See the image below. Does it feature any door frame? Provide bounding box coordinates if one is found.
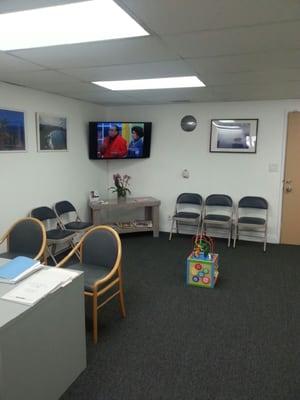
[278,109,300,243]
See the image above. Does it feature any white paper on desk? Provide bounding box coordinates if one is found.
[1,268,79,305]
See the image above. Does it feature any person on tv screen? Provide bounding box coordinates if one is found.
[128,126,144,158]
[100,125,128,158]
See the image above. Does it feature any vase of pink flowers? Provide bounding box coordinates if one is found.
[109,174,131,202]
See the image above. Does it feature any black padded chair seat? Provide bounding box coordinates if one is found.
[174,212,200,219]
[0,252,34,260]
[238,217,266,225]
[204,214,231,222]
[47,229,75,240]
[66,263,110,291]
[65,221,93,230]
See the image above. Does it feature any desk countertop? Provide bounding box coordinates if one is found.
[0,258,81,330]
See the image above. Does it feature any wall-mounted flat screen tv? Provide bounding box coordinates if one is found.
[89,121,152,159]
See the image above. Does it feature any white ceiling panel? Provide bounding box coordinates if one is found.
[211,81,300,101]
[163,21,300,58]
[185,50,300,74]
[120,0,300,35]
[0,69,84,92]
[0,0,85,13]
[9,36,179,69]
[199,68,300,86]
[65,91,154,105]
[0,52,44,73]
[118,87,217,103]
[60,60,195,81]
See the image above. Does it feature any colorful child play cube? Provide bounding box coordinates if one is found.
[186,252,219,288]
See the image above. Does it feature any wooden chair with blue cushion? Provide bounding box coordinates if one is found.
[233,196,268,251]
[0,217,46,262]
[56,225,126,344]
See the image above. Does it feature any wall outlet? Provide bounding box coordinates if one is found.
[167,215,172,221]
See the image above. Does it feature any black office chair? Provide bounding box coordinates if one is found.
[233,196,268,252]
[0,217,46,261]
[169,193,203,240]
[54,200,93,233]
[31,206,77,264]
[56,225,126,344]
[201,194,233,247]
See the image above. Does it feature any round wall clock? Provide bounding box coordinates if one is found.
[181,115,197,132]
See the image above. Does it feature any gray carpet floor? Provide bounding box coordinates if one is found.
[61,233,300,400]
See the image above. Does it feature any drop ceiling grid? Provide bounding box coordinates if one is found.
[0,0,299,103]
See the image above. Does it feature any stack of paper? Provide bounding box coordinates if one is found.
[0,256,42,284]
[1,268,79,305]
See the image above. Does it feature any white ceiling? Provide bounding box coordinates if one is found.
[1,0,300,105]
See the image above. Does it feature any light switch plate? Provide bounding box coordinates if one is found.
[268,163,279,172]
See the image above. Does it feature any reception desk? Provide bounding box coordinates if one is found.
[0,259,86,400]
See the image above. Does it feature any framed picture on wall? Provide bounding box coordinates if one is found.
[36,112,67,151]
[0,108,26,152]
[210,119,258,153]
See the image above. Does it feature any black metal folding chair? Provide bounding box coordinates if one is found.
[169,193,203,240]
[31,206,77,264]
[201,194,233,247]
[233,196,268,251]
[54,200,93,237]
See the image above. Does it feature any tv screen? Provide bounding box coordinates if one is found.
[89,121,152,159]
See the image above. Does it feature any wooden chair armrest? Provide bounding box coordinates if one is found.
[93,261,121,290]
[56,242,81,268]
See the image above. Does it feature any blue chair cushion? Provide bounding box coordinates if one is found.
[174,212,200,219]
[47,229,75,240]
[204,214,231,222]
[238,217,266,225]
[66,263,110,291]
[65,222,93,230]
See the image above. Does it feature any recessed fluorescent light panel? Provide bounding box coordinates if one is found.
[0,0,149,50]
[92,76,206,90]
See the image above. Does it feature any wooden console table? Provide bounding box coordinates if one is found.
[89,196,160,237]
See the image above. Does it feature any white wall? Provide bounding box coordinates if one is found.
[0,82,107,246]
[2,84,299,245]
[105,100,300,243]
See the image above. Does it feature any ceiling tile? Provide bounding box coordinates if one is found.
[121,0,300,35]
[120,87,216,103]
[162,21,300,58]
[0,69,83,92]
[185,50,300,74]
[60,60,195,81]
[0,1,83,13]
[199,69,300,86]
[0,52,44,73]
[211,81,300,101]
[9,36,179,69]
[65,91,154,106]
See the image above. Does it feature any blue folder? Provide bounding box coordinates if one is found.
[0,256,39,280]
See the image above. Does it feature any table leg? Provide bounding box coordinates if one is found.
[144,206,152,221]
[152,205,160,238]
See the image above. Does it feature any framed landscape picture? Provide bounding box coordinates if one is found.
[36,113,67,151]
[210,119,258,153]
[0,108,25,152]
